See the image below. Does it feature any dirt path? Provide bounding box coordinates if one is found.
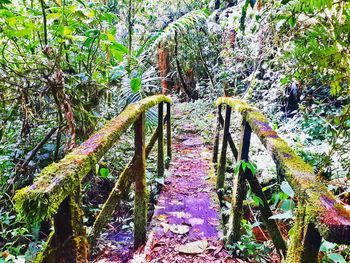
[132,122,230,262]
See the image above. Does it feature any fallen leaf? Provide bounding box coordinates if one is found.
[170,224,190,235]
[177,239,208,254]
[188,218,204,225]
[168,211,191,219]
[157,215,167,222]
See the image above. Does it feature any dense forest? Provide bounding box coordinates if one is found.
[1,0,350,262]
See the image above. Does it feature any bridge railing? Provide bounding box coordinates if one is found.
[14,95,172,262]
[214,97,350,262]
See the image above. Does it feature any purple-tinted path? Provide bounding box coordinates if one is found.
[134,125,229,262]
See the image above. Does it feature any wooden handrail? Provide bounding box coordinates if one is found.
[14,95,172,262]
[215,97,350,262]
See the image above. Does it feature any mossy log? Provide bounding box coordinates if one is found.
[217,97,350,245]
[13,95,171,223]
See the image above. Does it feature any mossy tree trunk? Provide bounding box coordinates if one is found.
[158,42,170,94]
[134,112,147,250]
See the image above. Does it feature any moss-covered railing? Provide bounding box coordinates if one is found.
[213,97,350,263]
[13,95,172,262]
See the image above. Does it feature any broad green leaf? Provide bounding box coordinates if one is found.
[130,77,142,93]
[63,26,74,38]
[0,9,14,17]
[99,168,109,179]
[155,177,164,185]
[47,13,62,21]
[280,181,295,198]
[110,43,129,54]
[269,211,293,220]
[246,161,257,175]
[320,241,336,252]
[241,161,247,172]
[280,199,295,212]
[327,253,346,263]
[252,195,264,206]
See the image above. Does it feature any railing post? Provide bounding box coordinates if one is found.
[286,199,322,263]
[166,102,172,164]
[134,112,147,249]
[217,105,231,198]
[158,102,165,178]
[37,192,88,262]
[213,104,222,163]
[226,120,251,245]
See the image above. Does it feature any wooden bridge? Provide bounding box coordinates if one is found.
[14,95,350,262]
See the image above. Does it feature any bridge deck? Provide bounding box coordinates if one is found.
[137,125,227,262]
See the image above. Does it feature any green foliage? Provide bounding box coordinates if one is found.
[320,240,350,263]
[233,160,257,175]
[226,220,271,261]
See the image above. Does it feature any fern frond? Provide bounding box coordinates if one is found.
[135,9,210,58]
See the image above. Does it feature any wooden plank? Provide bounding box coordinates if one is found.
[38,195,88,262]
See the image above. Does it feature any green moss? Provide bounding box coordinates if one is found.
[14,95,171,224]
